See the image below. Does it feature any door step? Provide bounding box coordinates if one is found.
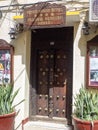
[23,121,73,130]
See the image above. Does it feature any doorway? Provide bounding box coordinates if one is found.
[30,27,73,124]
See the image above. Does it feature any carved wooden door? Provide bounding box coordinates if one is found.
[31,27,73,123]
[36,49,67,118]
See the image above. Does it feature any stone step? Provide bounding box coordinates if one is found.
[24,121,73,130]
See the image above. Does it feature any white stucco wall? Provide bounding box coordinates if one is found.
[73,21,85,97]
[12,31,31,130]
[0,10,31,129]
[73,22,98,95]
[0,13,11,42]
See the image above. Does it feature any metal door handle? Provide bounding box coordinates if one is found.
[64,79,67,85]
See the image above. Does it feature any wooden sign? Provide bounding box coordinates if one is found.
[24,2,66,29]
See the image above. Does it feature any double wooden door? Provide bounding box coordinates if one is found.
[31,27,73,122]
[36,48,68,118]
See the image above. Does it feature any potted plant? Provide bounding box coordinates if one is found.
[0,83,24,130]
[73,87,98,130]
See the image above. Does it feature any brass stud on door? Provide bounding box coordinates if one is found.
[60,72,63,76]
[45,108,48,111]
[57,95,60,99]
[64,79,67,85]
[56,109,59,112]
[46,55,49,58]
[50,82,53,85]
[62,109,65,113]
[49,95,53,99]
[49,109,52,113]
[39,94,42,98]
[39,81,42,85]
[42,72,46,76]
[57,55,60,59]
[40,55,43,59]
[39,107,42,111]
[57,68,60,72]
[45,95,48,99]
[40,68,43,71]
[50,68,53,71]
[63,55,66,59]
[50,55,54,58]
[63,96,65,100]
[57,82,60,85]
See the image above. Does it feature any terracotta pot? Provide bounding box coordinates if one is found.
[73,116,98,130]
[0,112,16,130]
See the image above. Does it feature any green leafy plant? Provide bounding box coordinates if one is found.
[74,87,98,121]
[0,83,24,115]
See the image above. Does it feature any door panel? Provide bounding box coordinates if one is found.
[37,50,49,116]
[37,49,67,118]
[53,50,67,118]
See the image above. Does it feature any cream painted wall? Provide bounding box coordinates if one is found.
[73,21,98,98]
[73,21,86,97]
[0,5,31,128]
[12,31,31,130]
[0,12,11,42]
